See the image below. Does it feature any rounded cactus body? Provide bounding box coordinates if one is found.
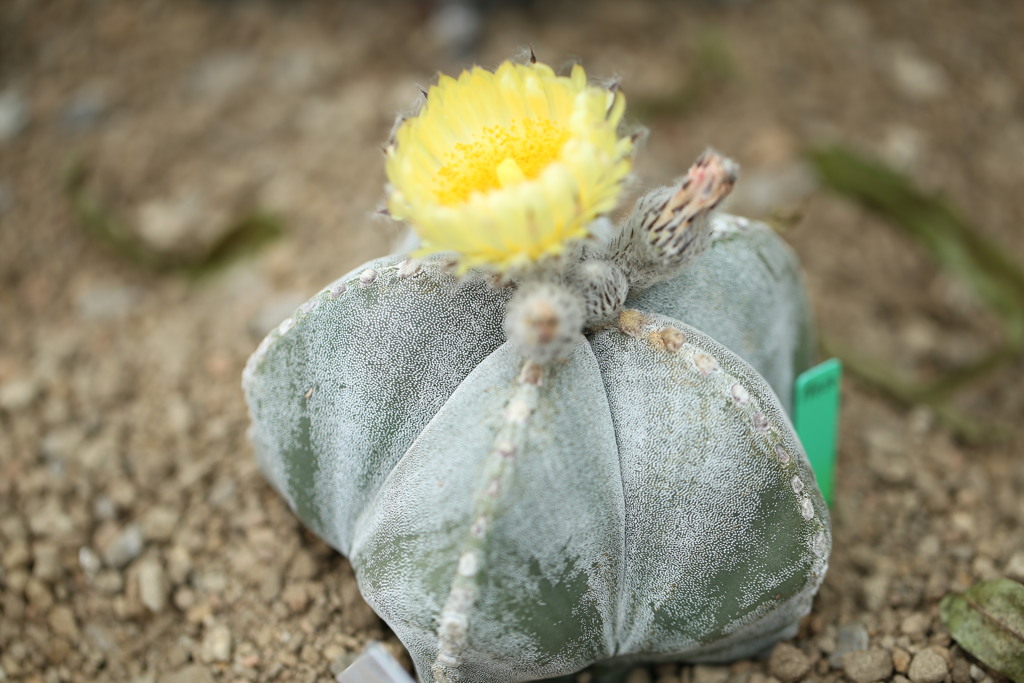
[243,214,831,682]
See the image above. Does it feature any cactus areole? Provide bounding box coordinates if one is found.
[243,58,831,682]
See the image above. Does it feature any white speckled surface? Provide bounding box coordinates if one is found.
[243,215,830,682]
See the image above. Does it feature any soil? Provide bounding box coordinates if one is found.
[1,1,1023,682]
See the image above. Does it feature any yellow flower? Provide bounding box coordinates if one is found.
[386,60,633,271]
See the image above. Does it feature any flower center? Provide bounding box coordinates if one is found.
[434,119,570,206]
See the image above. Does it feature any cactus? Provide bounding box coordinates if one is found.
[243,58,830,682]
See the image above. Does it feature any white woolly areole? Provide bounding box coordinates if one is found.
[503,282,585,365]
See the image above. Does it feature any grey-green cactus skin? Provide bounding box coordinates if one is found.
[627,215,814,413]
[244,253,514,555]
[243,214,830,682]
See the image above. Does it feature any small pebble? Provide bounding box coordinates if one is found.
[690,665,729,683]
[1005,550,1024,581]
[282,582,311,614]
[829,622,870,668]
[890,47,949,102]
[26,577,53,610]
[951,658,971,683]
[48,605,79,640]
[165,544,192,585]
[626,668,652,683]
[93,570,123,595]
[137,558,168,613]
[287,549,319,581]
[892,647,911,674]
[140,506,179,543]
[900,612,930,639]
[92,496,118,521]
[28,500,74,539]
[200,623,232,663]
[172,587,195,611]
[862,573,890,611]
[258,566,282,601]
[908,648,948,683]
[2,540,30,569]
[78,547,102,575]
[842,649,894,683]
[100,524,144,569]
[768,642,810,683]
[0,378,39,411]
[31,543,61,582]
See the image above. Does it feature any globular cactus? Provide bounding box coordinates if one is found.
[243,58,829,682]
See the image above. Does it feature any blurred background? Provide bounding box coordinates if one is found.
[1,1,1023,681]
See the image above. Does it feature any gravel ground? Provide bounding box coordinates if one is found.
[1,1,1023,682]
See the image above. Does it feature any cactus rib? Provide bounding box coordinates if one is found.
[432,361,546,681]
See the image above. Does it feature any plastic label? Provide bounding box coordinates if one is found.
[793,358,842,505]
[337,642,415,683]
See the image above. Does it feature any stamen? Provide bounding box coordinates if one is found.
[434,119,569,205]
[496,157,526,188]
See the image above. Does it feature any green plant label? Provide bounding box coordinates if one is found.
[793,358,842,505]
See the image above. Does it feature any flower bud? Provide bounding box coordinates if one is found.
[612,149,738,289]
